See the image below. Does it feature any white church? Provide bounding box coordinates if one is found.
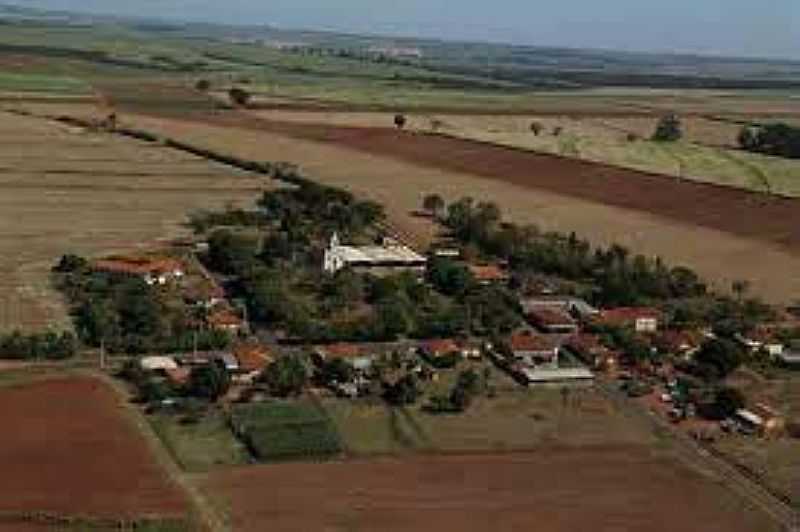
[323,233,427,276]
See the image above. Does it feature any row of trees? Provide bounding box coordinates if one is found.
[440,196,707,306]
[738,122,800,159]
[0,330,77,360]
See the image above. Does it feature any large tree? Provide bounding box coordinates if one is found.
[422,193,446,219]
[189,362,230,401]
[262,355,307,397]
[652,114,683,142]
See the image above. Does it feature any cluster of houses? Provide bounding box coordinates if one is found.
[139,341,273,388]
[91,253,247,334]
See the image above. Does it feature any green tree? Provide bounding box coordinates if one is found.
[195,79,211,91]
[427,257,473,297]
[228,87,251,107]
[694,338,743,380]
[394,113,407,129]
[262,355,307,397]
[208,230,258,275]
[189,362,230,401]
[652,113,683,142]
[384,374,419,406]
[713,387,746,419]
[318,358,355,384]
[422,193,446,218]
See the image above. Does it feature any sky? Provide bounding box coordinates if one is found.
[15,0,800,60]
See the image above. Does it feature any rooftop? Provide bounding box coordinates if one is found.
[509,331,561,354]
[516,366,594,383]
[316,343,365,359]
[234,343,273,372]
[420,338,460,356]
[92,256,184,276]
[527,307,577,327]
[468,264,509,282]
[331,244,426,265]
[598,307,661,323]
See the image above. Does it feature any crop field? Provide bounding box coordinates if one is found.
[230,401,343,462]
[91,109,800,303]
[0,375,189,526]
[324,385,655,456]
[0,107,267,332]
[250,109,800,197]
[202,448,779,532]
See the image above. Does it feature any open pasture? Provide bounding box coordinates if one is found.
[0,375,189,525]
[0,107,266,332]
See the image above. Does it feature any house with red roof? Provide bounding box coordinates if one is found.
[596,307,661,333]
[526,307,578,334]
[508,330,561,368]
[92,255,185,286]
[468,264,510,285]
[564,334,619,371]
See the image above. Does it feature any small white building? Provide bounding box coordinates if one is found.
[323,233,427,275]
[140,356,179,372]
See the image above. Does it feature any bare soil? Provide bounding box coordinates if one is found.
[0,376,189,522]
[204,448,779,532]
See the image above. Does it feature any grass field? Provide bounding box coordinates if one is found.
[325,384,656,456]
[150,410,250,473]
[713,371,800,505]
[230,400,343,461]
[0,107,267,332]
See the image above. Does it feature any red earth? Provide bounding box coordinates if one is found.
[0,376,189,524]
[204,448,779,532]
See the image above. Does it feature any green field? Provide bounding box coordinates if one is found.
[0,72,90,94]
[324,363,656,456]
[149,410,249,472]
[230,400,343,461]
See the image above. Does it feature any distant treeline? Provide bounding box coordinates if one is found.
[0,330,77,360]
[739,123,800,159]
[0,43,206,73]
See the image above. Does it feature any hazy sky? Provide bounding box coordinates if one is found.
[17,0,800,59]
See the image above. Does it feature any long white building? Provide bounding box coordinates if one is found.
[323,233,427,275]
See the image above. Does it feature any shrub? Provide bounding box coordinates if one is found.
[652,114,683,142]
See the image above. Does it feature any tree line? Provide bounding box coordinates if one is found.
[738,122,800,159]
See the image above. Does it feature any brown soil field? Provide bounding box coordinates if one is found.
[0,108,268,332]
[51,105,798,303]
[0,376,189,522]
[204,448,779,532]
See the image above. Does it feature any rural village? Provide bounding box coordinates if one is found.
[0,4,798,532]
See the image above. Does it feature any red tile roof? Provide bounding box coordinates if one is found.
[420,338,460,356]
[468,264,509,282]
[527,307,576,327]
[234,343,273,372]
[317,343,364,359]
[566,333,604,354]
[509,331,560,354]
[165,367,191,386]
[598,307,661,325]
[208,308,243,330]
[93,256,184,276]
